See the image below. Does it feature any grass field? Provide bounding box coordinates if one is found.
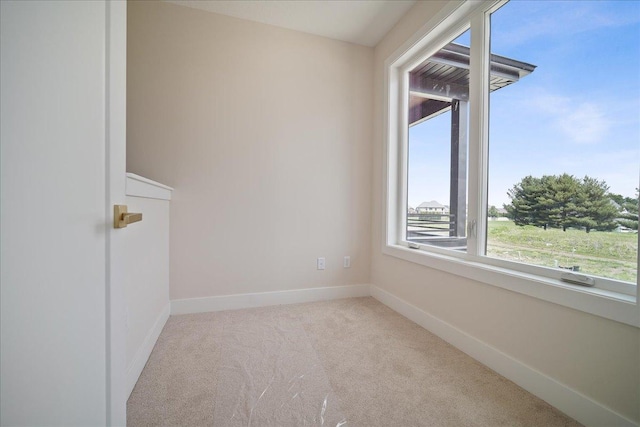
[486,221,638,283]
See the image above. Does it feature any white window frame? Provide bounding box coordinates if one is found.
[382,0,640,328]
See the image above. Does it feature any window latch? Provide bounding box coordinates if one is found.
[467,219,477,238]
[560,273,595,287]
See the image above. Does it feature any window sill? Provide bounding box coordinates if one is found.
[382,243,639,328]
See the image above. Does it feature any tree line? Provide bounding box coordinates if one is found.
[499,174,638,233]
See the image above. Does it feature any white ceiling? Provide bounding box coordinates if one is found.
[163,0,416,47]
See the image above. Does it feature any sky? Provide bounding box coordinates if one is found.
[407,0,640,209]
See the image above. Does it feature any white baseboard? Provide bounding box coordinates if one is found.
[170,284,371,315]
[370,286,637,427]
[126,303,170,399]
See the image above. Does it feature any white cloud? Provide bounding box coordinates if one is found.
[528,93,610,144]
[560,103,609,144]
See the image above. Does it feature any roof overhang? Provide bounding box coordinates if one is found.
[409,43,536,126]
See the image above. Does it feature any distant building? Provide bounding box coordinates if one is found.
[408,206,416,214]
[416,200,448,214]
[615,225,635,233]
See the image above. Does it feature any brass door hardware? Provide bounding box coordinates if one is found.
[114,205,143,229]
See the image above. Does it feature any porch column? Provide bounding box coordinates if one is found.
[450,99,468,238]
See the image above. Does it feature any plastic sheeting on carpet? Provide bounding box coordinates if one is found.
[213,308,347,427]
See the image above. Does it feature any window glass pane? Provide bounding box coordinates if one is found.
[487,1,639,283]
[407,30,470,252]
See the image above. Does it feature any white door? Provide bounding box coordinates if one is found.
[1,1,127,425]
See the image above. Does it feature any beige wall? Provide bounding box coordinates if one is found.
[371,1,640,423]
[127,1,372,300]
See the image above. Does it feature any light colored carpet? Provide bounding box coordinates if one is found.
[127,297,582,426]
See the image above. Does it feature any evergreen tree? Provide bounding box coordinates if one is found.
[611,188,639,230]
[506,176,546,227]
[505,174,621,232]
[547,174,580,231]
[578,177,617,232]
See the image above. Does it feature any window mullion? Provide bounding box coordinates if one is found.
[398,70,410,243]
[467,12,491,258]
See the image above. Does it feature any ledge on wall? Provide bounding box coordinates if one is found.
[126,173,173,200]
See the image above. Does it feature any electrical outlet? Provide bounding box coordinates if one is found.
[343,256,351,268]
[317,257,325,270]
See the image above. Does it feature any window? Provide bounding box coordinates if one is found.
[384,0,640,327]
[407,30,470,252]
